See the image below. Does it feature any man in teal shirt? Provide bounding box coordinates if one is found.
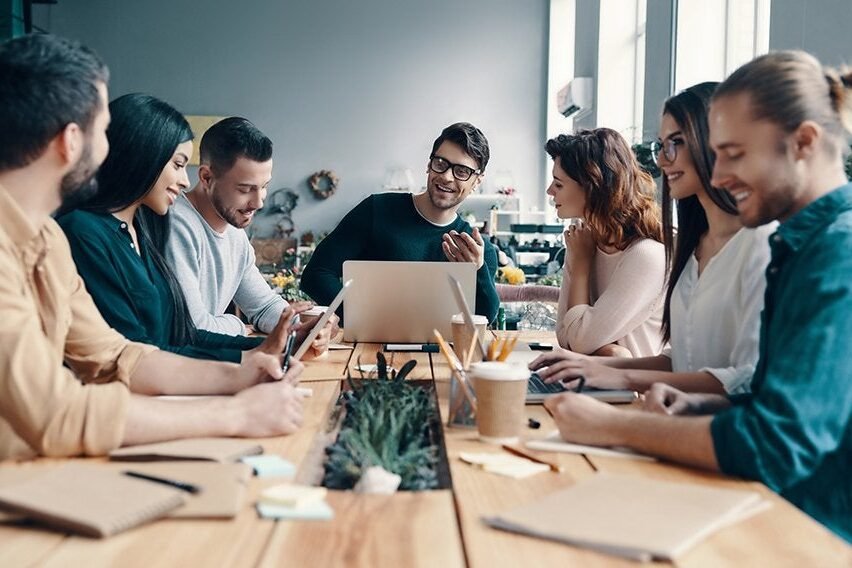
[300,122,500,323]
[537,52,852,542]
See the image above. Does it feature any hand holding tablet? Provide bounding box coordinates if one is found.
[291,280,352,361]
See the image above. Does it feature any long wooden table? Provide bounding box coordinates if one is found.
[1,333,849,567]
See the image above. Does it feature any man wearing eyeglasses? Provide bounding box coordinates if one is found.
[300,122,500,323]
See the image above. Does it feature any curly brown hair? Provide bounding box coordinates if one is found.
[545,128,663,250]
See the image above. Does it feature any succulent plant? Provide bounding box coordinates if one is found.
[323,352,441,491]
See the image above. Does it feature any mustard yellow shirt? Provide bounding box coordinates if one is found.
[0,185,156,460]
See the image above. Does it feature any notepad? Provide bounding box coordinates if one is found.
[256,500,334,521]
[483,474,769,562]
[259,484,328,508]
[240,455,296,478]
[0,463,186,538]
[110,438,263,463]
[111,462,252,519]
[459,452,550,479]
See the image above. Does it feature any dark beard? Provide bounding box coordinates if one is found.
[58,144,99,210]
[211,190,248,228]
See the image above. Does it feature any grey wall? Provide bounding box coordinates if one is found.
[35,0,549,237]
[769,0,852,67]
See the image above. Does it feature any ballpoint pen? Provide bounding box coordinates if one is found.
[123,471,200,494]
[281,314,300,373]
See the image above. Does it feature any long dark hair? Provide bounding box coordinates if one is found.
[68,93,196,345]
[545,128,663,251]
[660,82,737,342]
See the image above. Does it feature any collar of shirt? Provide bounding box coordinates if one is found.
[0,183,41,247]
[0,183,54,271]
[774,182,852,255]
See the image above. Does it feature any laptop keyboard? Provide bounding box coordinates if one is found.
[527,372,566,394]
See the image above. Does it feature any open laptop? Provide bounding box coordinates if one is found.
[447,275,637,404]
[342,261,476,343]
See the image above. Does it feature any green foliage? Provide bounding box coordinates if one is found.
[323,352,440,491]
[537,272,563,288]
[632,141,661,179]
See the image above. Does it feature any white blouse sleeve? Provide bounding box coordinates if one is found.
[701,225,775,394]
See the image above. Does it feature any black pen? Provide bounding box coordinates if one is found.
[123,471,200,494]
[384,343,439,353]
[281,330,297,372]
[574,375,586,393]
[281,314,300,373]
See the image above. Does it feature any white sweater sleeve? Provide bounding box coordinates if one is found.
[232,241,288,334]
[700,226,773,394]
[556,240,666,354]
[166,213,246,336]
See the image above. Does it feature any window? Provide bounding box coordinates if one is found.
[675,0,771,92]
[596,0,647,144]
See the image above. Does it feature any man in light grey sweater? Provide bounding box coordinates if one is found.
[167,117,335,355]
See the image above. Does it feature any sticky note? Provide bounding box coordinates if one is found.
[256,499,334,521]
[260,484,327,509]
[240,455,296,477]
[459,452,549,479]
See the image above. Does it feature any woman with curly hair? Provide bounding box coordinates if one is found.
[545,128,666,358]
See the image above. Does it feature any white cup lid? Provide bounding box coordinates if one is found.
[451,313,489,325]
[469,361,529,381]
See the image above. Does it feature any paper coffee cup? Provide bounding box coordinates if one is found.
[470,361,529,444]
[451,313,488,365]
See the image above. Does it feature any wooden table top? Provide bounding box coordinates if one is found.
[1,332,849,567]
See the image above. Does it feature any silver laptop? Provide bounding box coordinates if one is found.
[342,261,476,343]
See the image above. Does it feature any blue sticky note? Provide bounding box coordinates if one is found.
[240,455,296,478]
[256,500,334,521]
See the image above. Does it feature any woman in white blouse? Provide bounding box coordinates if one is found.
[545,128,666,358]
[531,82,773,394]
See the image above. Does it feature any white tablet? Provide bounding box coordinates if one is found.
[292,279,352,361]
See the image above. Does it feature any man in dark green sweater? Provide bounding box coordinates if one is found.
[301,122,500,323]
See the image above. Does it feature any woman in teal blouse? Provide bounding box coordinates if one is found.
[57,94,272,362]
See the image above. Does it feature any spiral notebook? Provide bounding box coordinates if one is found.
[0,463,186,538]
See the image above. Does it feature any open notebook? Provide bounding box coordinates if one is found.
[483,474,769,562]
[0,463,186,538]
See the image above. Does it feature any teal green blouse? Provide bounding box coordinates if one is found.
[711,183,852,543]
[57,210,262,362]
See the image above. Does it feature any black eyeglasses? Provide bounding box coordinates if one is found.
[429,156,481,182]
[651,138,680,165]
